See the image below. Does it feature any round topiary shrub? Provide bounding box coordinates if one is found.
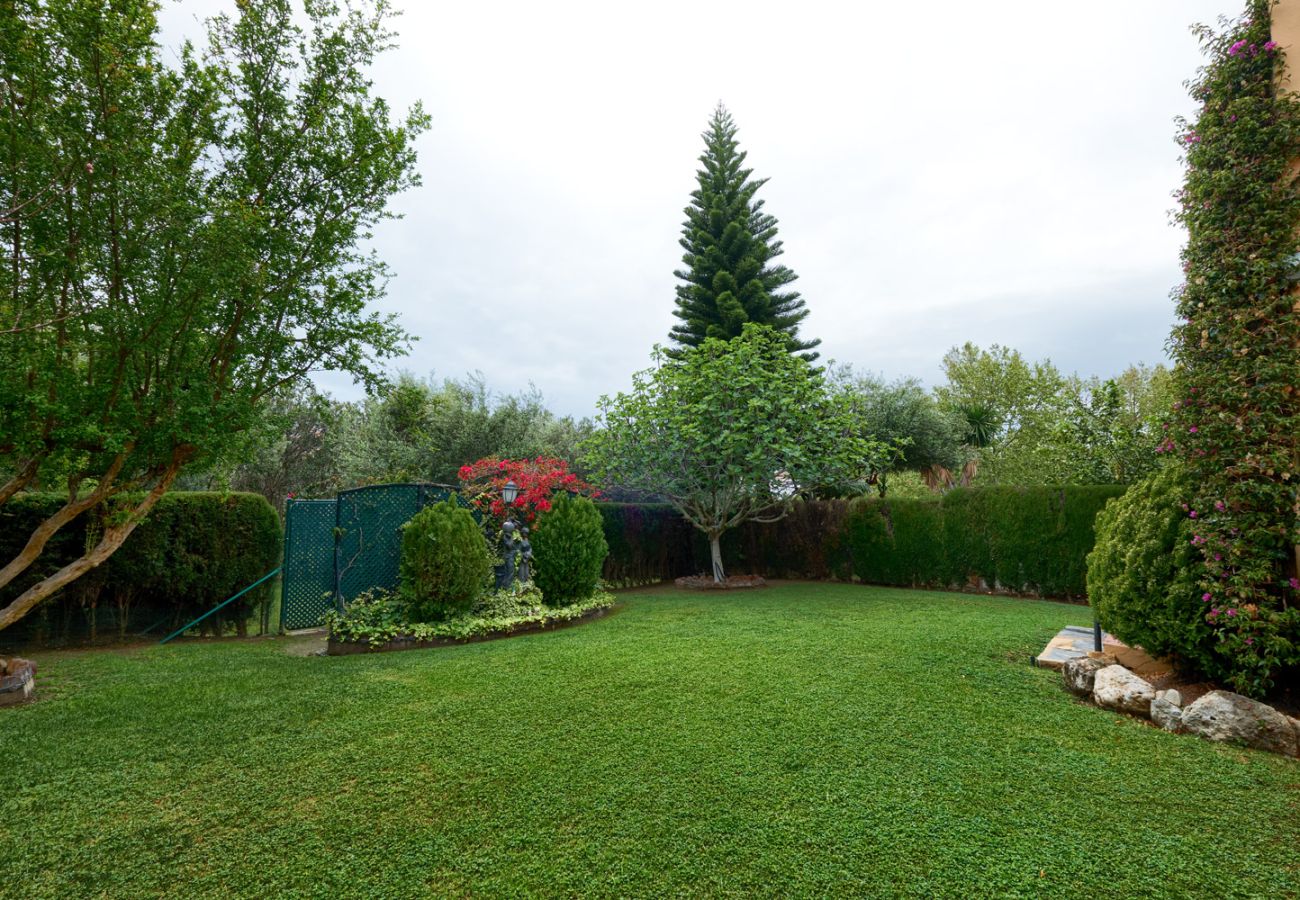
[1087,465,1210,674]
[531,493,608,606]
[399,498,493,622]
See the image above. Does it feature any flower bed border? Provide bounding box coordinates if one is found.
[326,603,614,655]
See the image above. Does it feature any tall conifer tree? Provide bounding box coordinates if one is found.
[669,104,819,360]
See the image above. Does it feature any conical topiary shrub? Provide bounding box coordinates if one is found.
[399,497,492,621]
[531,493,608,606]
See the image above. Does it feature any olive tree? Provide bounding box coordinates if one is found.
[585,325,890,582]
[0,0,426,629]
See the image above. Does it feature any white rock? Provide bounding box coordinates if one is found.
[1092,665,1154,717]
[1062,656,1109,697]
[1150,689,1183,732]
[1181,691,1298,757]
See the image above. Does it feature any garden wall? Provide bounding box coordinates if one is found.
[597,485,1126,599]
[0,492,282,648]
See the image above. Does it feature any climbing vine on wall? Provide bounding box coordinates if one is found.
[1169,0,1300,694]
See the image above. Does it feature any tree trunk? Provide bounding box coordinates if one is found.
[0,450,130,594]
[710,534,726,583]
[0,456,183,631]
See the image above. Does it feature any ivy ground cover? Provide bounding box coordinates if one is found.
[1,584,1297,897]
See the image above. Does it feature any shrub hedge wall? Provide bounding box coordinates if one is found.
[850,485,1126,598]
[596,485,1125,599]
[0,492,282,647]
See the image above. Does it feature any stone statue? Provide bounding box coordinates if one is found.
[517,527,533,584]
[497,520,519,590]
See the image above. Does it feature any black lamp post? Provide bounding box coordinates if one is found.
[497,480,521,590]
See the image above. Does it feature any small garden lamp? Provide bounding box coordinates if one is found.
[502,479,519,506]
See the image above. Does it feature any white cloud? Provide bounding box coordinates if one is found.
[159,0,1240,415]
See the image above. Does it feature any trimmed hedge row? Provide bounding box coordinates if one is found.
[596,503,701,587]
[849,485,1126,598]
[596,485,1125,599]
[0,492,282,646]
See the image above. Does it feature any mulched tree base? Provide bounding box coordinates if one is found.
[674,574,768,590]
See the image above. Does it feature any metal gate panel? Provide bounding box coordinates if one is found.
[280,499,339,630]
[334,484,464,603]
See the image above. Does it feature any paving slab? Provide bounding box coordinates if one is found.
[1034,626,1168,675]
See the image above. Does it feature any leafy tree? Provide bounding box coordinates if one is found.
[830,367,967,496]
[1036,367,1174,485]
[0,0,425,630]
[178,382,349,513]
[668,104,818,360]
[932,345,1173,488]
[332,372,593,486]
[585,325,888,582]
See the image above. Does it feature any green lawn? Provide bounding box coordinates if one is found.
[1,584,1296,898]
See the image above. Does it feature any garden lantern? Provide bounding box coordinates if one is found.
[502,479,519,506]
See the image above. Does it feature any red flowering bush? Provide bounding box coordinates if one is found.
[457,456,598,526]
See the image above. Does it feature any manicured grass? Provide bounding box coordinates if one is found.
[1,584,1296,898]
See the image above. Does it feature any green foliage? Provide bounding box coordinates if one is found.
[0,0,424,628]
[0,492,281,643]
[1166,3,1300,697]
[398,499,493,622]
[6,585,1300,896]
[591,489,1118,598]
[847,497,946,587]
[587,324,891,581]
[321,585,612,647]
[1088,467,1208,674]
[335,373,594,486]
[531,494,608,605]
[724,499,857,581]
[472,583,546,618]
[668,104,818,360]
[846,485,1125,598]
[596,503,700,587]
[829,366,967,493]
[934,345,1170,487]
[184,374,595,506]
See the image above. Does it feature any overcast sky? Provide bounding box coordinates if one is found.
[160,0,1243,418]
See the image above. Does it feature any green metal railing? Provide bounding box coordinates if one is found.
[158,567,282,645]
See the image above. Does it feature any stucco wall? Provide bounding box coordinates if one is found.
[1275,0,1300,92]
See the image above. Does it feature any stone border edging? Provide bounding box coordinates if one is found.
[1062,656,1300,759]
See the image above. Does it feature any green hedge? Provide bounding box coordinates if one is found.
[848,486,1126,598]
[0,492,282,646]
[596,503,701,587]
[597,486,1125,599]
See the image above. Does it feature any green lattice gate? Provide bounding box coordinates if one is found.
[281,499,338,630]
[280,484,466,631]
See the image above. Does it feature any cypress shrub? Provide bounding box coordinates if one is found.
[596,503,699,586]
[590,487,1124,599]
[888,499,945,586]
[399,498,493,622]
[845,486,1125,598]
[731,500,855,580]
[0,491,281,645]
[1087,468,1210,676]
[532,494,608,605]
[845,498,895,584]
[940,489,995,589]
[105,492,282,636]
